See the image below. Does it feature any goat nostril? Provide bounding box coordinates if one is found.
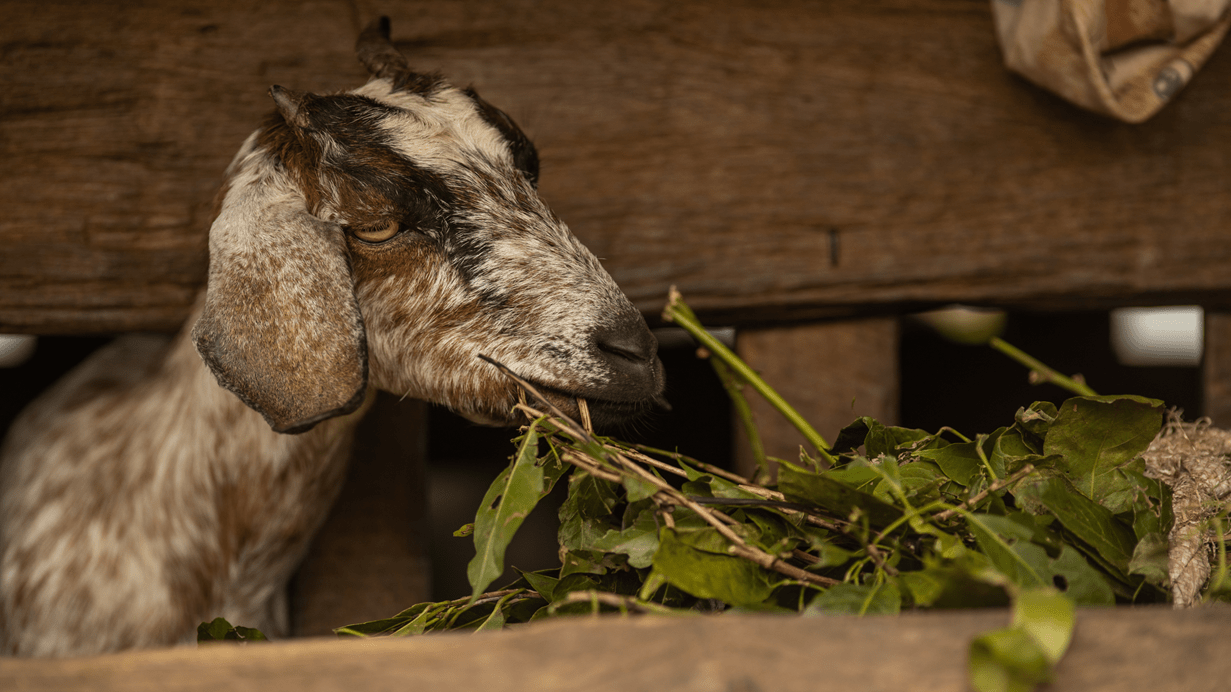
[594,322,657,364]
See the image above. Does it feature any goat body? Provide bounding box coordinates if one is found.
[0,18,664,657]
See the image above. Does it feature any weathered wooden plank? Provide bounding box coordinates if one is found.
[733,319,898,478]
[3,0,1231,333]
[1203,313,1231,428]
[1,607,1227,691]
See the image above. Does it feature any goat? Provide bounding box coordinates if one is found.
[0,17,665,658]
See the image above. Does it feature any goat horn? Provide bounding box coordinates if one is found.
[356,16,409,81]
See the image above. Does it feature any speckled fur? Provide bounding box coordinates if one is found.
[0,20,662,657]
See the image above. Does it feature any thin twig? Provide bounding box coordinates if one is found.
[662,288,837,468]
[577,398,593,434]
[561,451,623,483]
[611,445,689,478]
[733,484,847,532]
[632,444,751,485]
[686,496,824,513]
[792,549,819,565]
[988,337,1099,397]
[785,550,842,586]
[861,543,898,576]
[933,464,1036,521]
[557,590,684,614]
[481,355,595,443]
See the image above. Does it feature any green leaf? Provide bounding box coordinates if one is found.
[1013,587,1075,664]
[832,417,935,458]
[1048,545,1115,606]
[649,529,775,608]
[777,461,903,528]
[335,602,431,638]
[197,617,232,642]
[672,526,741,554]
[966,514,1048,588]
[680,464,764,502]
[899,562,1011,609]
[474,590,522,632]
[232,626,268,642]
[197,617,267,643]
[890,460,948,505]
[552,573,602,601]
[991,427,1049,474]
[965,510,1114,605]
[589,508,661,569]
[832,417,876,454]
[537,441,571,496]
[1014,476,1137,576]
[897,570,947,607]
[558,471,621,551]
[559,549,609,578]
[1044,395,1164,512]
[805,581,901,616]
[517,569,561,601]
[1014,402,1057,437]
[1128,469,1173,540]
[917,442,983,487]
[813,541,855,568]
[969,626,1053,692]
[1128,532,1171,586]
[621,473,660,503]
[467,421,548,602]
[389,603,443,637]
[969,587,1075,692]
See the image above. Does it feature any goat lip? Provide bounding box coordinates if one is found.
[524,381,661,428]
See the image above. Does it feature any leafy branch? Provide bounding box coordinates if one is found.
[338,291,1178,692]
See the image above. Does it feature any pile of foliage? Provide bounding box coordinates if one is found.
[327,291,1212,691]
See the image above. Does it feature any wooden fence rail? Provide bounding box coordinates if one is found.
[4,0,1231,333]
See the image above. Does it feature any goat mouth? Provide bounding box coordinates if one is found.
[525,382,668,429]
[477,354,666,429]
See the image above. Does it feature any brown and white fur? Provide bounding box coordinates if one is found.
[0,18,664,658]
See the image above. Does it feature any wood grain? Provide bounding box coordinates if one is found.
[3,0,1231,333]
[1,607,1228,691]
[1203,313,1231,427]
[733,319,898,478]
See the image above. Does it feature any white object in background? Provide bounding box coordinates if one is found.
[0,335,36,368]
[1110,306,1203,367]
[915,305,1007,346]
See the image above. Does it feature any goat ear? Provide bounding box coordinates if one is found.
[192,168,368,434]
[356,16,409,82]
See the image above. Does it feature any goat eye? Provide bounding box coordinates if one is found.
[348,219,403,243]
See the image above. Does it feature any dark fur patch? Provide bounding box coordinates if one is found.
[463,88,540,188]
[391,70,447,97]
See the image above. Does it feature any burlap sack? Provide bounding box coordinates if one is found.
[991,0,1231,122]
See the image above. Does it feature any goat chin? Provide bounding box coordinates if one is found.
[0,16,664,658]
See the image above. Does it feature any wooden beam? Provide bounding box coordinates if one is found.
[4,0,1231,333]
[733,319,898,479]
[1204,313,1231,428]
[2,607,1228,691]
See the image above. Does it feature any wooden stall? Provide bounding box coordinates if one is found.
[2,0,1231,683]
